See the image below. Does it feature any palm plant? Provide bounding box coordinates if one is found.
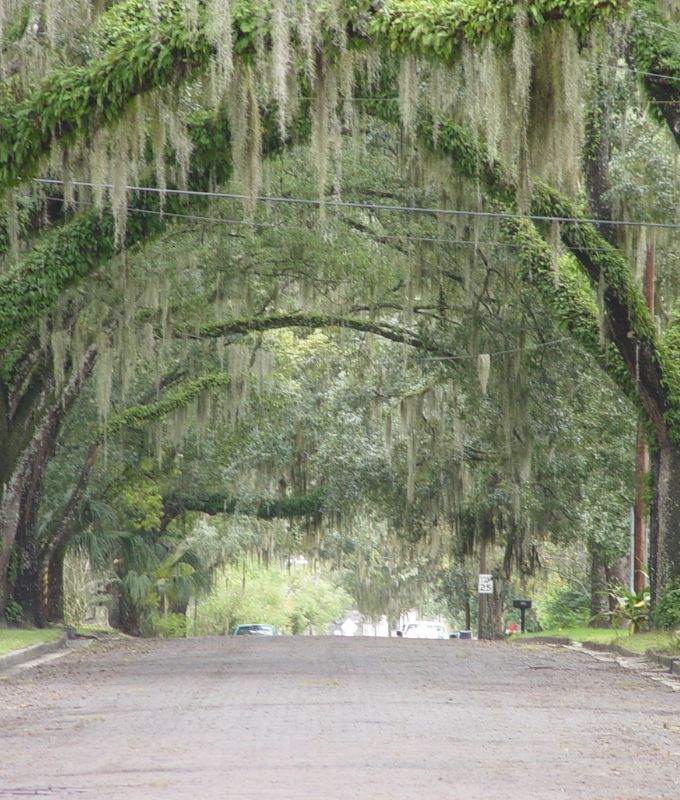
[597,583,651,635]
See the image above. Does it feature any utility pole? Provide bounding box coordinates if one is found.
[634,238,654,593]
[477,543,487,640]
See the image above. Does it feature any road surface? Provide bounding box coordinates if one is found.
[1,636,679,799]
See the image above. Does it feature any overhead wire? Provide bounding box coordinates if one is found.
[38,195,680,259]
[644,18,680,42]
[34,201,578,364]
[423,336,575,362]
[581,58,680,85]
[33,177,680,232]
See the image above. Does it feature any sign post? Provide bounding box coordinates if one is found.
[477,573,493,640]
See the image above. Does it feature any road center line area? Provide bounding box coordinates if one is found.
[1,637,679,799]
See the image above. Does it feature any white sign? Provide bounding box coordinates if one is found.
[478,574,494,594]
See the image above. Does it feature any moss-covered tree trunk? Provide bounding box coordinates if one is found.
[11,428,58,628]
[0,347,96,626]
[649,442,680,604]
[589,549,610,628]
[0,370,55,624]
[45,540,68,624]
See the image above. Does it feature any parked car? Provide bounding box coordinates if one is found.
[233,624,277,636]
[400,621,449,639]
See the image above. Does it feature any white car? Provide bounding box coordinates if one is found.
[401,621,449,639]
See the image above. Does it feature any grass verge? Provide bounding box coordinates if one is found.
[515,627,680,654]
[0,628,62,655]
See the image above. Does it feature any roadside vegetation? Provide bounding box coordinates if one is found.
[516,628,680,656]
[191,561,352,637]
[0,629,62,656]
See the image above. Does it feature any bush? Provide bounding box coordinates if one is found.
[655,578,680,630]
[603,584,650,634]
[143,612,187,638]
[537,587,591,630]
[193,562,352,636]
[4,600,23,625]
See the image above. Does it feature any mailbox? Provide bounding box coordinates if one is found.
[512,599,532,633]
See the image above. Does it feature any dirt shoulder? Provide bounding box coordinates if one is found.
[1,636,679,799]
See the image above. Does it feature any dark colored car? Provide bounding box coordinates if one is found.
[232,624,277,636]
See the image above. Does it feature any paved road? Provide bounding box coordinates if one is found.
[1,636,680,799]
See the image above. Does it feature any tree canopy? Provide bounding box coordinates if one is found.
[2,0,680,634]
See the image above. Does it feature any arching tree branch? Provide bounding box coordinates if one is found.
[161,490,324,533]
[627,1,680,148]
[0,0,629,193]
[182,312,461,358]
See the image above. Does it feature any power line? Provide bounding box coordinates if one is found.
[40,195,680,259]
[582,58,680,85]
[41,194,527,249]
[645,19,680,43]
[424,337,574,362]
[33,177,680,232]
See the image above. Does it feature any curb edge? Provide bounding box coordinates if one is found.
[0,634,67,671]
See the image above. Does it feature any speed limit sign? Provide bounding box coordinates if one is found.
[478,574,494,594]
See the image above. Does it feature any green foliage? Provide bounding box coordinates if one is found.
[143,611,187,638]
[0,0,629,195]
[628,0,680,142]
[164,490,324,520]
[6,0,674,632]
[369,0,626,60]
[654,577,680,630]
[415,110,646,411]
[104,373,230,437]
[0,628,62,654]
[0,2,212,191]
[4,599,23,625]
[600,584,651,634]
[0,207,158,358]
[501,214,635,402]
[537,586,590,629]
[0,105,249,363]
[1,4,30,45]
[114,478,163,532]
[608,111,680,223]
[517,626,680,654]
[193,561,352,636]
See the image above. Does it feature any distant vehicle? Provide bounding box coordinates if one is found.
[400,621,449,639]
[233,624,277,636]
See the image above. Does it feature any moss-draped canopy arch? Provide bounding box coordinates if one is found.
[0,0,631,193]
[4,0,680,618]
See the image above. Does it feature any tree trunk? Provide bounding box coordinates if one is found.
[590,548,610,628]
[0,384,54,623]
[583,62,616,246]
[40,441,101,624]
[44,540,67,624]
[11,404,62,627]
[0,345,97,625]
[650,442,680,605]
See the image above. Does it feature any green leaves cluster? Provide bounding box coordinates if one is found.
[370,0,628,59]
[0,1,212,191]
[0,0,632,194]
[104,373,230,437]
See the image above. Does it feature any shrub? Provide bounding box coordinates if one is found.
[655,578,680,630]
[143,612,187,638]
[603,584,650,634]
[4,600,23,625]
[538,587,590,630]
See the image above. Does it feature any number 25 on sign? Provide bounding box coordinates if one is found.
[478,574,493,594]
